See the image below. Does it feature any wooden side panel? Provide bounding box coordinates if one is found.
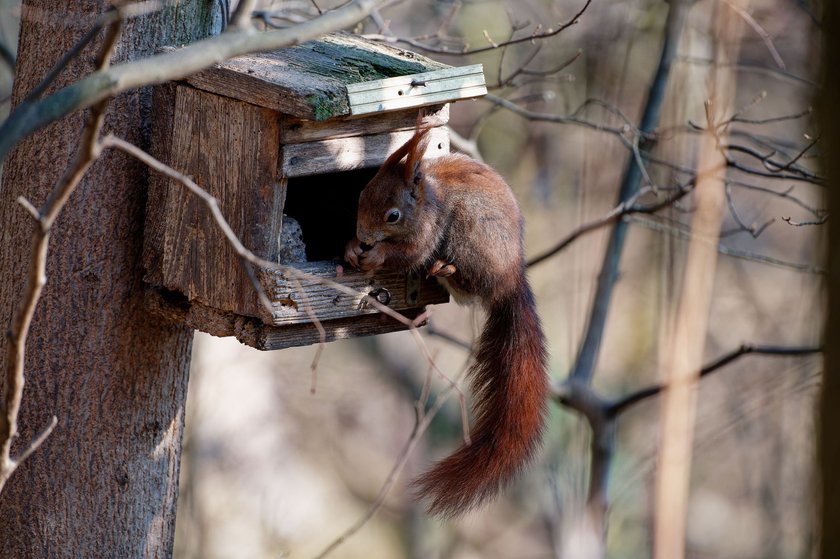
[281,127,450,178]
[144,84,282,318]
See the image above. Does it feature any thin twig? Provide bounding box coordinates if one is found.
[289,277,326,394]
[607,345,822,416]
[484,93,631,139]
[722,0,786,69]
[729,181,825,218]
[724,183,773,238]
[230,0,257,28]
[528,181,695,268]
[627,214,826,274]
[783,215,828,226]
[364,0,591,56]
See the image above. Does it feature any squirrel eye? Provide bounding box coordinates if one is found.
[385,209,402,224]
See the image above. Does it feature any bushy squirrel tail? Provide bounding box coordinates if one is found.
[413,278,548,517]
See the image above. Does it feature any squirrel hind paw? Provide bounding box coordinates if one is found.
[428,259,457,278]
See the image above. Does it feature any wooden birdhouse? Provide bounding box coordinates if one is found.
[143,33,487,350]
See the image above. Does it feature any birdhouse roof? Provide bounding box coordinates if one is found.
[182,33,486,121]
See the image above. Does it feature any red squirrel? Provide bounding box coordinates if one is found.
[344,125,549,517]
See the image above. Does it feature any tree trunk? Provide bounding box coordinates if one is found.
[0,2,214,556]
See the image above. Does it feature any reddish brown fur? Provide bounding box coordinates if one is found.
[345,125,549,516]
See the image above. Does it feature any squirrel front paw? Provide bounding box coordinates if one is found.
[345,238,387,273]
[344,238,365,269]
[359,243,387,273]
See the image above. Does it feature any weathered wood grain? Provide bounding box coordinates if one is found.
[145,84,283,318]
[347,64,487,116]
[259,261,449,326]
[281,126,450,177]
[281,104,449,144]
[184,32,448,120]
[244,308,430,350]
[145,287,438,351]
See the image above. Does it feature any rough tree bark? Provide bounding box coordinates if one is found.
[0,1,214,556]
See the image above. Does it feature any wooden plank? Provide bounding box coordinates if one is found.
[281,105,449,144]
[244,308,430,350]
[259,261,450,326]
[184,62,331,119]
[347,64,487,116]
[347,64,484,93]
[145,286,433,351]
[182,32,448,120]
[350,86,487,116]
[281,127,450,177]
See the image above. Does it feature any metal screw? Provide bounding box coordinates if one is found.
[369,287,391,306]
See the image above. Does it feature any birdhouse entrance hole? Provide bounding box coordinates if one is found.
[281,168,376,263]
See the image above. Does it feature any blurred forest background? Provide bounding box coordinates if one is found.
[0,0,825,558]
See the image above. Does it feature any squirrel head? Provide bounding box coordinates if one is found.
[355,127,432,246]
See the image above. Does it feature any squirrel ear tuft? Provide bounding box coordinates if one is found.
[403,127,431,185]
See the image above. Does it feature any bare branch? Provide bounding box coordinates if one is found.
[0,0,384,163]
[783,215,828,226]
[528,181,694,268]
[607,345,822,416]
[729,107,812,126]
[724,139,822,183]
[288,277,327,394]
[729,181,826,218]
[628,215,826,274]
[484,93,630,139]
[230,0,258,28]
[724,183,774,238]
[364,0,591,56]
[722,0,786,69]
